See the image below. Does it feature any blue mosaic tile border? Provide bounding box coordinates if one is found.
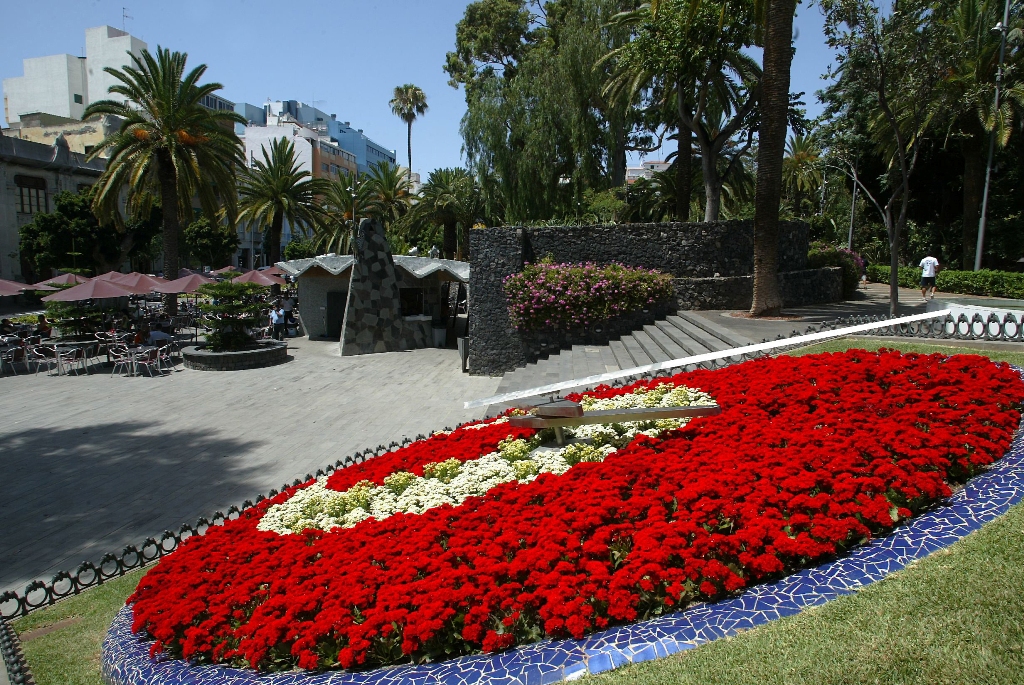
[102,415,1024,685]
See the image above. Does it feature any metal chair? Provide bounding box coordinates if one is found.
[26,346,58,375]
[0,346,26,375]
[110,345,134,376]
[135,348,162,377]
[57,347,87,376]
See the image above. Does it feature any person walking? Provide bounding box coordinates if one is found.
[919,252,940,301]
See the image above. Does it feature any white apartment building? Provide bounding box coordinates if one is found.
[626,159,671,184]
[3,26,147,124]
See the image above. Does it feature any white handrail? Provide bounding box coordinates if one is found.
[464,309,952,409]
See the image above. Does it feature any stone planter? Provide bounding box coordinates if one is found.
[181,341,288,371]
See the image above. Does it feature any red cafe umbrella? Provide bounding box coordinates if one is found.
[233,270,285,286]
[154,274,214,294]
[211,266,241,275]
[0,278,55,295]
[94,270,128,281]
[260,265,284,276]
[117,272,168,292]
[33,273,91,287]
[41,279,134,302]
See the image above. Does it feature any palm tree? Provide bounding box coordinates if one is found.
[750,0,798,317]
[236,137,330,266]
[414,168,479,259]
[389,84,429,182]
[316,173,378,256]
[84,47,244,311]
[363,160,413,227]
[782,133,823,216]
[933,0,1024,267]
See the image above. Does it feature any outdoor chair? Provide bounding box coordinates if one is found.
[135,348,162,377]
[57,347,87,376]
[0,346,26,376]
[109,345,134,377]
[26,346,58,375]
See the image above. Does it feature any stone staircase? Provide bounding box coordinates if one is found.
[491,311,757,407]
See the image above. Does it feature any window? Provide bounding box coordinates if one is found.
[15,175,46,214]
[73,94,83,104]
[321,163,328,172]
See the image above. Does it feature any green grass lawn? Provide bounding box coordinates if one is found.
[10,339,1024,685]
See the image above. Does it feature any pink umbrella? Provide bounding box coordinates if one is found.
[41,279,135,302]
[154,274,215,294]
[94,271,129,281]
[0,278,55,295]
[233,270,285,286]
[33,273,91,287]
[116,272,168,292]
[211,266,242,275]
[260,266,285,276]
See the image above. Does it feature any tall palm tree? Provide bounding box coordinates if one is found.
[236,137,330,266]
[750,0,798,317]
[414,168,479,259]
[364,160,413,226]
[84,47,244,311]
[315,172,378,256]
[389,84,429,182]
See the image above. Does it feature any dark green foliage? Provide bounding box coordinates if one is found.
[807,243,862,298]
[183,217,240,269]
[18,186,160,280]
[283,239,318,261]
[197,281,268,351]
[866,265,1024,299]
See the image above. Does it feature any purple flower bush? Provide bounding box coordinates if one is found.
[504,262,674,332]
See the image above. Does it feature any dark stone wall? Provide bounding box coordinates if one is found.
[182,342,288,371]
[673,267,844,311]
[468,221,815,376]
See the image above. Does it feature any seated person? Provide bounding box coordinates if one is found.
[0,319,15,335]
[147,329,174,345]
[34,315,52,338]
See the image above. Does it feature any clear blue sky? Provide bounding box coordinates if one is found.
[0,0,836,174]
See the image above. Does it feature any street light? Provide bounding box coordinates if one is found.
[975,0,1012,272]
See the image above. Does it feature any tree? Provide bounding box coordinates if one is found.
[750,0,798,317]
[236,137,330,266]
[931,0,1024,268]
[183,217,240,269]
[316,172,378,255]
[84,47,244,312]
[412,168,482,259]
[612,0,763,221]
[782,133,823,216]
[18,186,160,280]
[283,238,317,261]
[363,160,414,226]
[821,0,938,316]
[390,84,429,182]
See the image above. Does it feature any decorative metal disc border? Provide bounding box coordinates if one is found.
[101,407,1024,685]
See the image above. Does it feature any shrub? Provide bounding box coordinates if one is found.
[807,242,863,298]
[866,266,1024,299]
[504,261,673,332]
[197,281,268,351]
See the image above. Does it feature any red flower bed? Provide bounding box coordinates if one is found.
[127,351,1023,672]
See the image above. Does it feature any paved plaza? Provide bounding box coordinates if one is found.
[0,339,500,595]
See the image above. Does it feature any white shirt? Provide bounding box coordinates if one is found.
[281,298,294,312]
[920,257,939,278]
[147,330,173,344]
[270,309,283,324]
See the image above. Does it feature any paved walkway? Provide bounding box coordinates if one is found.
[0,338,500,595]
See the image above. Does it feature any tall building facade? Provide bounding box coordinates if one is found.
[3,26,147,125]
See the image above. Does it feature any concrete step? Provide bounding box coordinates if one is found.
[674,311,757,347]
[666,315,732,352]
[643,324,688,359]
[609,339,635,370]
[655,320,714,356]
[632,329,671,363]
[620,334,654,367]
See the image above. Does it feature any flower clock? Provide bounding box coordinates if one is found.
[121,350,1023,676]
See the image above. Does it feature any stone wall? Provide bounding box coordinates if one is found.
[468,221,816,376]
[182,341,288,371]
[673,268,844,311]
[296,272,348,339]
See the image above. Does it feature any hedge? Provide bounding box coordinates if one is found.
[504,262,673,332]
[866,266,1024,299]
[808,243,863,298]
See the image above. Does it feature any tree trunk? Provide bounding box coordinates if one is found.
[961,135,985,269]
[750,0,796,317]
[701,147,722,222]
[157,154,180,315]
[611,122,627,188]
[443,221,457,259]
[268,212,284,266]
[676,94,692,221]
[887,209,899,318]
[407,122,413,182]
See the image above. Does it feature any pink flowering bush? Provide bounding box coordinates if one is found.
[504,262,673,332]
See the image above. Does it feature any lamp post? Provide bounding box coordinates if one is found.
[975,0,1012,272]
